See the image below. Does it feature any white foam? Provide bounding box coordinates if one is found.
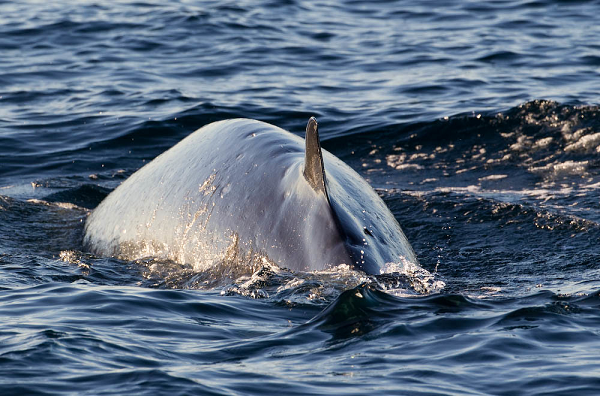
[564,132,600,153]
[478,174,508,181]
[26,199,84,210]
[529,160,588,177]
[533,137,553,149]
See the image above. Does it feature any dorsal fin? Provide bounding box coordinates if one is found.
[303,117,329,199]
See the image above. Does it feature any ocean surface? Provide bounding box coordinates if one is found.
[2,0,600,394]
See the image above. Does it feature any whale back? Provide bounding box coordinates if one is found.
[84,119,350,271]
[301,118,417,273]
[83,118,417,274]
[302,118,418,273]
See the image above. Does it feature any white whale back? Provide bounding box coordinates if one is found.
[84,119,350,271]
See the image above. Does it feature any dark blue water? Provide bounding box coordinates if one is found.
[2,0,600,394]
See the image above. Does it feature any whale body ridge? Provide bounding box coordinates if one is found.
[83,118,418,274]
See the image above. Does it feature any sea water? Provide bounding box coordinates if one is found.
[2,1,600,394]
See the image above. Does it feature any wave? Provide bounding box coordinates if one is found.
[326,100,600,191]
[2,100,599,299]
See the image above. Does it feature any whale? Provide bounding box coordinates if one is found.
[83,118,418,274]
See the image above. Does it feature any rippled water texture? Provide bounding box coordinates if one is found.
[1,0,600,394]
